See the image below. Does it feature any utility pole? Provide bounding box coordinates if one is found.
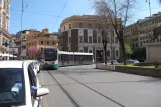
[20,0,24,59]
[145,0,152,43]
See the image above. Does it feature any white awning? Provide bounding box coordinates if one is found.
[0,53,17,57]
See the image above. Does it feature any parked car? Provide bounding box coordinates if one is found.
[107,60,118,64]
[127,59,139,64]
[0,61,49,107]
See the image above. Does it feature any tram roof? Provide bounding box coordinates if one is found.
[58,51,93,55]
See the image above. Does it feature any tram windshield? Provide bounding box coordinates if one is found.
[44,48,57,61]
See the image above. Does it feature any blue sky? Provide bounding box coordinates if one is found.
[10,0,161,34]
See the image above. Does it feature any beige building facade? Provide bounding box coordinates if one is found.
[26,29,60,58]
[0,0,11,60]
[124,12,161,62]
[60,15,120,62]
[124,12,161,48]
[13,29,39,59]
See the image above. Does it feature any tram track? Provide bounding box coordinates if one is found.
[56,70,126,107]
[47,70,80,107]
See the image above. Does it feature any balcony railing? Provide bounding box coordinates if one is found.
[0,27,10,38]
[21,50,27,53]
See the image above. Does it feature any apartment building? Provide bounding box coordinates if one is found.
[60,15,120,62]
[0,0,11,60]
[124,12,161,48]
[13,29,39,59]
[26,28,60,58]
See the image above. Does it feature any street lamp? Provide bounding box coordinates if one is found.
[145,0,152,43]
[20,0,28,59]
[20,0,24,59]
[146,0,151,17]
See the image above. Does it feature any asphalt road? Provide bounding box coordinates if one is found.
[38,64,161,107]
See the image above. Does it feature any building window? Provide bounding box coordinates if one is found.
[89,50,92,53]
[64,26,65,30]
[89,36,92,43]
[88,24,92,28]
[41,41,43,45]
[131,29,132,32]
[107,50,110,57]
[3,17,6,29]
[53,41,55,45]
[79,23,83,28]
[98,37,101,43]
[47,41,49,45]
[155,20,158,23]
[116,50,119,57]
[79,36,83,43]
[69,24,71,29]
[115,37,118,43]
[69,37,71,43]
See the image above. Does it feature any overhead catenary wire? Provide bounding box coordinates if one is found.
[55,0,69,22]
[10,8,67,18]
[10,6,161,18]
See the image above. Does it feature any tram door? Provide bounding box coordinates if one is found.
[79,55,83,65]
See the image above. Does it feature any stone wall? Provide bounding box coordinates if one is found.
[96,63,161,78]
[115,66,161,78]
[146,43,161,62]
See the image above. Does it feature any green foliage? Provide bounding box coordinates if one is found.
[131,48,146,62]
[124,41,133,55]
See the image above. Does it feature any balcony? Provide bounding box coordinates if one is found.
[15,39,21,43]
[21,49,27,53]
[20,52,26,57]
[0,27,10,38]
[22,42,26,46]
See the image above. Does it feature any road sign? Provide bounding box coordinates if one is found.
[9,48,18,54]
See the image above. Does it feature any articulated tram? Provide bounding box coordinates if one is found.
[40,47,94,70]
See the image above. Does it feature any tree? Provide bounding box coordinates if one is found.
[28,47,38,59]
[96,17,110,64]
[124,41,133,59]
[131,47,146,62]
[93,0,136,65]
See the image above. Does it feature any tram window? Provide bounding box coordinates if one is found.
[74,55,78,61]
[71,55,74,61]
[68,55,71,61]
[61,54,64,62]
[58,54,61,61]
[74,55,76,61]
[63,54,65,61]
[75,55,76,61]
[63,54,66,61]
[86,55,92,60]
[77,55,79,61]
[65,54,68,61]
[83,55,85,60]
